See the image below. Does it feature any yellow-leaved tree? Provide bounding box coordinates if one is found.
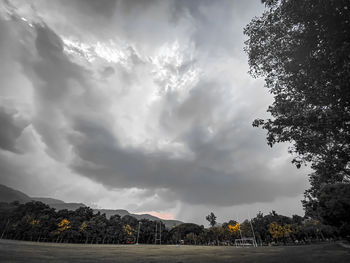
[269,222,283,239]
[123,224,134,237]
[123,224,135,243]
[228,223,240,234]
[58,219,71,232]
[283,224,292,237]
[269,222,293,241]
[79,221,87,232]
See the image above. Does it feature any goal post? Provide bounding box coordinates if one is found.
[154,221,162,245]
[234,214,258,248]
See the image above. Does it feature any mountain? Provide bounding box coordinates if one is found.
[0,184,85,210]
[32,197,87,210]
[49,202,86,210]
[31,197,65,204]
[0,184,31,203]
[94,209,182,228]
[0,184,183,228]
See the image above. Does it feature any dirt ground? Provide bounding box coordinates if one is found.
[0,239,349,263]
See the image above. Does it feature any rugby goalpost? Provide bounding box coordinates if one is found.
[154,220,162,245]
[234,213,258,247]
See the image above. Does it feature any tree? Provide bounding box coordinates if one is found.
[185,232,198,245]
[123,224,135,243]
[222,221,240,243]
[227,222,240,234]
[206,212,217,227]
[209,226,224,245]
[0,200,342,244]
[316,183,350,236]
[169,223,203,243]
[269,222,292,243]
[108,215,123,244]
[269,222,284,240]
[244,0,350,217]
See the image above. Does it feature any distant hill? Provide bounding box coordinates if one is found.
[95,209,130,218]
[0,184,85,210]
[31,197,65,204]
[0,184,183,228]
[0,184,31,203]
[95,209,183,228]
[49,202,86,210]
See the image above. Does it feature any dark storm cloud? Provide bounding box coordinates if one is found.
[69,114,304,206]
[0,152,24,187]
[116,0,160,14]
[0,107,28,153]
[0,16,30,154]
[33,25,89,99]
[71,0,117,17]
[52,0,118,18]
[0,0,307,213]
[30,25,90,161]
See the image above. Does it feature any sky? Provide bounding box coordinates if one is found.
[0,0,310,225]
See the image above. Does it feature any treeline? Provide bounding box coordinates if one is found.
[0,201,168,244]
[0,201,341,245]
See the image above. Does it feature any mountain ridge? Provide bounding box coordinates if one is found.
[0,184,182,228]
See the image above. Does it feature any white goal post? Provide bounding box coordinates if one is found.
[235,237,257,247]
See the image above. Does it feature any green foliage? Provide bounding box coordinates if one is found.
[0,201,164,244]
[169,223,203,243]
[0,202,342,245]
[245,0,350,227]
[185,232,198,245]
[316,183,350,236]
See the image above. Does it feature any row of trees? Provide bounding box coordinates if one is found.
[204,211,340,246]
[0,201,342,245]
[0,201,167,244]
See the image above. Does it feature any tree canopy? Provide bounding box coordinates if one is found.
[317,183,350,236]
[0,201,341,245]
[244,0,350,221]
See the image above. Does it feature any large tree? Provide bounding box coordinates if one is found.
[244,0,350,218]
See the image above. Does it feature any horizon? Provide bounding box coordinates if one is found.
[2,182,303,224]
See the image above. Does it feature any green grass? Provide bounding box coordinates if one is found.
[0,239,349,262]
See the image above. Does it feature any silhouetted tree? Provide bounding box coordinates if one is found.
[206,212,217,227]
[317,183,350,236]
[245,0,350,219]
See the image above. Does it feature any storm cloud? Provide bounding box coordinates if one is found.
[0,0,308,223]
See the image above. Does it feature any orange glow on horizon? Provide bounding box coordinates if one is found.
[136,211,174,220]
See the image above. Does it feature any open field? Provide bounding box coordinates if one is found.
[0,239,349,263]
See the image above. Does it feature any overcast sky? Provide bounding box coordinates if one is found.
[0,0,310,225]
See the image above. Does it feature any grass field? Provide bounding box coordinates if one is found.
[0,239,349,263]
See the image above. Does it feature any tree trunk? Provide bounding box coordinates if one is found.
[0,219,9,239]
